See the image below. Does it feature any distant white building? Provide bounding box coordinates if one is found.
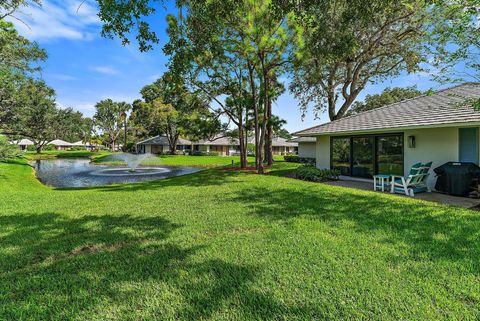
[289,137,316,158]
[48,139,73,150]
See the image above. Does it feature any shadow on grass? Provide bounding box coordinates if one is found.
[0,211,323,320]
[228,184,480,271]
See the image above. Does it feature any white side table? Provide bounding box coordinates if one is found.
[373,174,390,192]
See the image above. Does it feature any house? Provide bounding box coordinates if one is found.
[271,137,298,155]
[72,141,101,151]
[294,83,480,189]
[136,136,192,154]
[194,136,240,155]
[48,139,73,150]
[289,136,316,158]
[15,139,34,150]
[137,134,299,156]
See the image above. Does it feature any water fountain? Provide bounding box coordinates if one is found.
[91,153,167,176]
[113,153,155,172]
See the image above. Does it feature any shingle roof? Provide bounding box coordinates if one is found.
[196,135,239,146]
[295,83,480,136]
[48,139,73,146]
[136,136,192,145]
[288,136,316,143]
[270,136,298,147]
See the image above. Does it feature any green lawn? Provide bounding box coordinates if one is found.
[0,160,479,320]
[26,150,106,160]
[94,154,284,167]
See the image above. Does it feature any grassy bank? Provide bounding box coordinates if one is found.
[0,160,478,320]
[25,150,106,160]
[93,154,284,167]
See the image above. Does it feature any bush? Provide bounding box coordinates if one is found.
[0,136,22,160]
[43,144,56,151]
[295,165,339,182]
[26,145,36,151]
[191,151,220,156]
[70,146,87,151]
[284,155,316,165]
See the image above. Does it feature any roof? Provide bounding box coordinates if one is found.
[136,136,192,145]
[73,141,100,147]
[271,136,298,147]
[48,139,73,146]
[289,136,316,143]
[196,135,239,146]
[295,83,480,136]
[16,139,34,145]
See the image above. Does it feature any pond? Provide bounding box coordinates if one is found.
[31,159,200,188]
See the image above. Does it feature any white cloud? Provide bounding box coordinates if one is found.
[51,73,77,81]
[91,66,120,75]
[6,0,100,41]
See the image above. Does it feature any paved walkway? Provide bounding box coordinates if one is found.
[325,179,480,209]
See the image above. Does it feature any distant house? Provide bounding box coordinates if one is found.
[194,136,240,156]
[72,141,101,151]
[15,138,34,150]
[294,83,480,189]
[48,139,73,150]
[270,137,297,155]
[136,134,299,156]
[136,136,192,154]
[289,137,316,158]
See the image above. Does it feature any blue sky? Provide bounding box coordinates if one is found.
[8,0,449,132]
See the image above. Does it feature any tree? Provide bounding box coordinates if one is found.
[287,0,432,121]
[0,0,41,20]
[93,99,131,151]
[164,0,290,171]
[2,78,57,153]
[131,73,222,154]
[346,86,424,116]
[0,20,46,74]
[428,0,480,109]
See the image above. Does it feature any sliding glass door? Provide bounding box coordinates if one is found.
[352,137,375,178]
[331,134,403,178]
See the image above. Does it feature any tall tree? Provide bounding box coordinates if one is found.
[93,99,131,151]
[346,86,424,116]
[165,0,289,171]
[2,78,63,153]
[0,0,41,20]
[287,0,432,121]
[131,73,221,154]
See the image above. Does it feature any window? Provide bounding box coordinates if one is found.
[376,135,403,176]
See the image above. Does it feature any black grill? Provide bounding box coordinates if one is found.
[434,162,480,196]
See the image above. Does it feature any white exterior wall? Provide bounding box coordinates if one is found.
[313,126,480,190]
[298,142,316,158]
[145,145,152,153]
[316,136,330,169]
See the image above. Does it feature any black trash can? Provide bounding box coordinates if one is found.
[434,162,480,196]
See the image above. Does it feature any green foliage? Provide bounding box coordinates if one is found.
[191,151,220,156]
[0,136,21,159]
[346,86,424,116]
[295,164,339,182]
[0,20,46,74]
[284,155,315,164]
[288,0,432,120]
[93,99,131,150]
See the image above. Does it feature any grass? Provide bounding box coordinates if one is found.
[93,154,284,167]
[25,150,107,160]
[0,159,479,320]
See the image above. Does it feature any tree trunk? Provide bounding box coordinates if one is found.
[265,97,273,166]
[238,124,247,169]
[36,145,42,154]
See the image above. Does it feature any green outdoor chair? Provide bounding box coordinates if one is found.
[390,162,432,196]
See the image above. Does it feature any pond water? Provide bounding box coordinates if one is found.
[31,159,200,188]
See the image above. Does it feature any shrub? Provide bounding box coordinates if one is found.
[70,146,87,151]
[284,155,316,165]
[191,151,220,156]
[295,165,340,182]
[0,136,22,160]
